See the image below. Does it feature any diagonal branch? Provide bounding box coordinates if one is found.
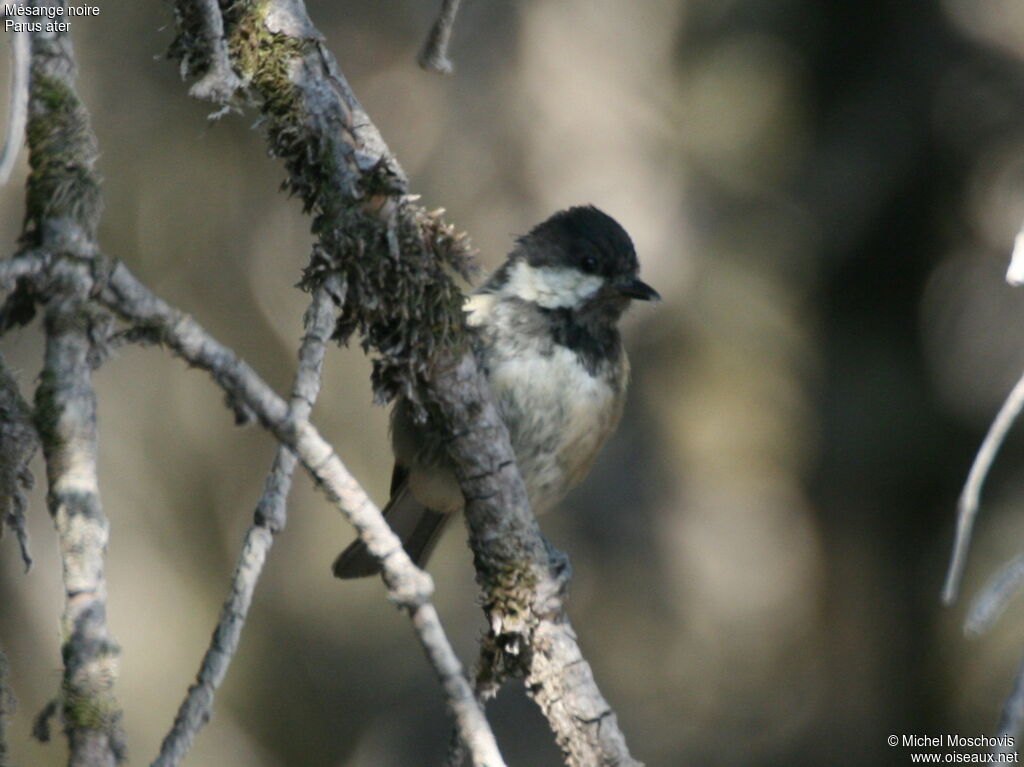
[151,277,341,767]
[431,356,642,766]
[96,259,506,767]
[418,0,464,74]
[167,1,643,763]
[965,554,1024,638]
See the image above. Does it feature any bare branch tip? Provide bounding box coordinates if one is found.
[943,368,1024,606]
[418,51,455,75]
[418,0,463,75]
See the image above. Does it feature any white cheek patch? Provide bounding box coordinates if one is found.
[464,292,495,327]
[503,260,604,308]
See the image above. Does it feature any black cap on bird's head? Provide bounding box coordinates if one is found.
[518,206,660,303]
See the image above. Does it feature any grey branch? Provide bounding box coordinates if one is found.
[20,8,123,765]
[431,355,642,767]
[151,279,340,767]
[943,369,1024,604]
[178,0,639,762]
[187,0,241,107]
[0,29,29,185]
[418,0,463,74]
[38,286,125,767]
[96,261,506,767]
[965,554,1024,637]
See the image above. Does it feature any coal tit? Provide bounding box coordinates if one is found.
[333,205,658,578]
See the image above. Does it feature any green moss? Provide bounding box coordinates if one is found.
[483,560,539,624]
[60,687,119,733]
[172,1,476,407]
[301,205,473,407]
[22,74,102,246]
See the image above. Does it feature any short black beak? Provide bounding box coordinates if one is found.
[616,278,660,302]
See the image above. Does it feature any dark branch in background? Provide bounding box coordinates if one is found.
[419,0,463,74]
[0,29,29,185]
[151,278,340,767]
[167,1,641,764]
[19,6,124,765]
[0,352,37,571]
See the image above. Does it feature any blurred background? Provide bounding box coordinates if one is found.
[5,0,1024,764]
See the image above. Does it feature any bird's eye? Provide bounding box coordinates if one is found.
[581,255,598,273]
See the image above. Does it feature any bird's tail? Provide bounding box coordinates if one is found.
[332,482,450,579]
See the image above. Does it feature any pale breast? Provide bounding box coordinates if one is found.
[465,291,629,512]
[392,294,626,516]
[483,333,627,514]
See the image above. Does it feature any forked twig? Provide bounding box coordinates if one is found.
[98,261,507,767]
[151,280,339,767]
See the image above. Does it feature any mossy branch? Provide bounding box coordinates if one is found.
[169,2,642,765]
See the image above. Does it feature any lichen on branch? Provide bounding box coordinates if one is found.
[170,0,476,408]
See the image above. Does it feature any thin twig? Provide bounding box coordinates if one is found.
[188,0,241,107]
[966,554,1024,637]
[943,369,1024,604]
[151,279,340,767]
[0,29,29,185]
[418,0,463,74]
[97,260,507,767]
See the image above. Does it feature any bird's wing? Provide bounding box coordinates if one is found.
[332,466,450,579]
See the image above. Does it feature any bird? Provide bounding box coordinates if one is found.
[333,205,658,578]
